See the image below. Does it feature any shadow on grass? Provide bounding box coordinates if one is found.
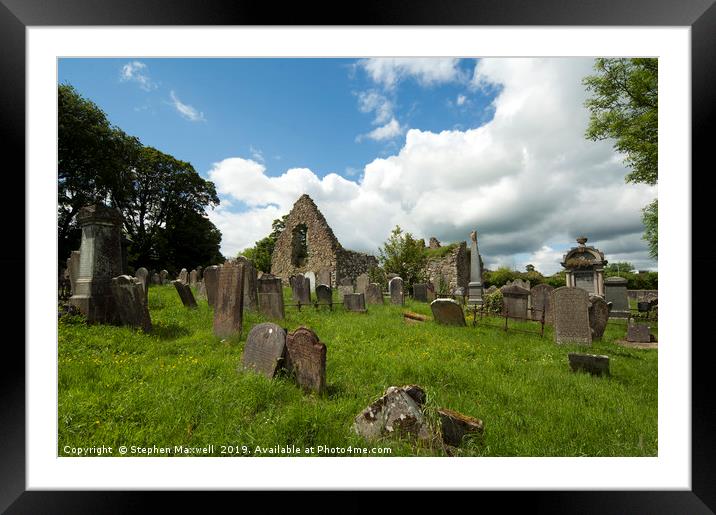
[152,323,191,340]
[324,383,345,399]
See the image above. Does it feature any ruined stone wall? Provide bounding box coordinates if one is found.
[424,242,469,292]
[335,249,379,285]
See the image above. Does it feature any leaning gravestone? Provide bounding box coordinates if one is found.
[316,284,332,307]
[241,322,287,378]
[159,269,169,285]
[353,385,431,442]
[365,283,384,305]
[317,269,332,288]
[413,283,428,302]
[344,293,367,312]
[178,268,188,284]
[285,327,326,394]
[588,295,610,340]
[389,277,404,305]
[430,298,466,326]
[257,274,285,320]
[235,256,259,311]
[305,271,317,294]
[134,267,150,305]
[172,280,198,309]
[189,269,198,288]
[213,262,245,338]
[500,284,529,319]
[111,275,152,332]
[568,353,610,376]
[203,265,220,307]
[530,284,554,323]
[553,287,591,345]
[355,273,370,295]
[605,276,630,318]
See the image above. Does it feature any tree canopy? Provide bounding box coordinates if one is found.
[378,226,427,288]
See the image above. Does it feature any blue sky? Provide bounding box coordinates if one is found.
[58,58,657,274]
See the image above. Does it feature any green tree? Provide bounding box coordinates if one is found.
[583,58,658,258]
[239,215,288,273]
[605,261,636,274]
[378,225,427,288]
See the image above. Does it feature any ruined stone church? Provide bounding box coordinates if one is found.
[270,194,378,286]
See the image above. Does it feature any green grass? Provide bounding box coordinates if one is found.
[58,285,657,457]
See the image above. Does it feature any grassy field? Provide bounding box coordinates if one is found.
[58,284,658,457]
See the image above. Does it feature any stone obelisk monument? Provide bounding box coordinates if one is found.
[467,229,483,305]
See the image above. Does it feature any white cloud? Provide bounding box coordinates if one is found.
[208,58,657,273]
[359,58,465,89]
[358,118,404,142]
[456,94,467,106]
[249,145,265,163]
[169,90,206,122]
[120,61,157,91]
[357,90,393,125]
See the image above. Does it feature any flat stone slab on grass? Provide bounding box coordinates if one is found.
[430,298,466,326]
[437,407,484,447]
[353,385,431,442]
[403,311,429,324]
[568,353,610,376]
[614,339,658,350]
[241,322,287,378]
[285,327,326,395]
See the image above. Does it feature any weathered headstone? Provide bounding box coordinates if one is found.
[365,283,383,305]
[588,295,610,340]
[468,230,484,305]
[339,277,353,287]
[552,287,591,345]
[172,280,198,309]
[413,283,428,302]
[159,269,169,285]
[196,279,207,300]
[68,250,81,296]
[111,275,152,332]
[353,385,431,442]
[626,318,651,343]
[257,274,285,320]
[430,298,466,326]
[178,268,188,284]
[69,204,124,324]
[235,256,259,311]
[203,265,220,307]
[389,277,404,305]
[151,272,161,285]
[500,284,530,320]
[241,322,287,378]
[189,269,198,287]
[530,284,554,323]
[285,327,326,394]
[568,353,610,376]
[196,265,203,281]
[438,408,484,446]
[316,284,332,307]
[305,271,316,294]
[134,267,150,304]
[344,293,367,312]
[604,276,629,318]
[317,269,332,288]
[355,273,370,295]
[213,262,245,338]
[426,282,436,302]
[290,274,311,305]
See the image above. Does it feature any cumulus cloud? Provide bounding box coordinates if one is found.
[456,94,467,106]
[359,58,465,89]
[208,58,657,273]
[120,61,157,91]
[355,90,405,142]
[169,90,206,122]
[357,118,404,142]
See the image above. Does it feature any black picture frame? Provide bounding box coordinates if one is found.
[3,0,713,512]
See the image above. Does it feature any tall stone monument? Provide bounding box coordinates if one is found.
[69,204,124,324]
[561,236,607,297]
[467,230,484,305]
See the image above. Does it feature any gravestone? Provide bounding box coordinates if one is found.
[511,278,531,290]
[235,256,259,311]
[604,276,629,318]
[213,261,245,338]
[365,283,383,305]
[196,279,207,300]
[344,293,367,312]
[500,284,530,319]
[574,271,595,294]
[413,283,428,302]
[241,322,287,378]
[353,385,431,442]
[355,273,370,295]
[258,274,285,320]
[552,287,591,345]
[530,284,554,323]
[568,353,610,376]
[290,274,311,305]
[430,298,466,326]
[110,275,152,332]
[203,265,220,307]
[68,250,81,296]
[485,285,498,295]
[159,270,169,285]
[189,269,198,287]
[305,271,316,294]
[178,268,188,284]
[588,295,610,340]
[151,272,161,285]
[172,280,198,309]
[134,267,150,304]
[285,327,326,394]
[438,408,484,447]
[426,282,436,302]
[389,277,404,305]
[317,269,332,288]
[626,318,651,343]
[196,265,203,281]
[69,204,124,324]
[468,230,484,305]
[337,277,353,298]
[316,284,332,307]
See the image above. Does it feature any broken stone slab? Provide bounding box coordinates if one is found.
[568,352,610,376]
[353,385,432,442]
[437,407,484,447]
[403,311,429,324]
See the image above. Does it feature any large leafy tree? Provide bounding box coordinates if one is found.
[583,58,658,258]
[378,225,427,288]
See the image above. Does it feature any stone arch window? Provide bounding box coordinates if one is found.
[291,223,309,267]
